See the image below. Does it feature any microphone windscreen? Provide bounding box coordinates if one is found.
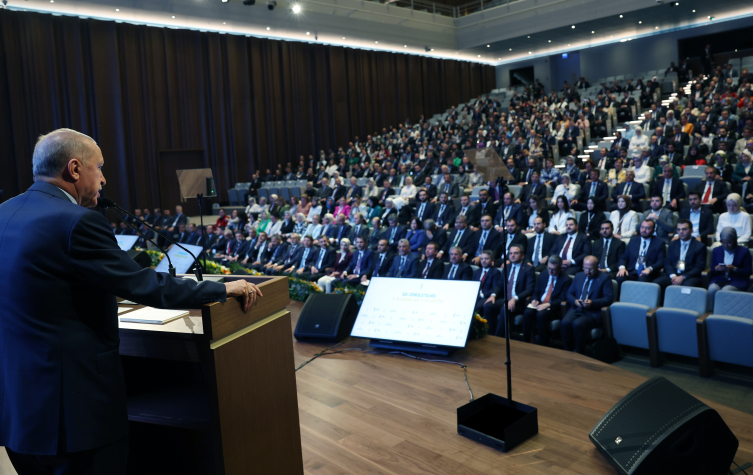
[98,197,117,208]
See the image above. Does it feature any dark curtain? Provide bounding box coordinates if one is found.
[0,9,496,208]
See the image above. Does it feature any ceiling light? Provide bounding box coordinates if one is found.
[655,26,658,29]
[375,41,378,44]
[477,55,481,57]
[591,31,594,34]
[115,8,119,11]
[223,21,226,24]
[509,48,512,51]
[528,51,531,54]
[487,45,490,47]
[619,15,623,18]
[266,26,270,30]
[548,40,551,43]
[568,43,570,46]
[291,3,301,13]
[171,15,175,18]
[305,31,310,35]
[222,0,228,3]
[638,21,642,24]
[404,45,407,47]
[571,25,575,29]
[430,48,434,51]
[527,36,530,38]
[267,1,276,10]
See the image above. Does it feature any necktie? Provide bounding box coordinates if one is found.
[664,180,671,203]
[418,203,425,220]
[507,266,517,300]
[625,183,631,196]
[505,206,511,220]
[375,254,384,276]
[317,249,325,268]
[680,242,689,262]
[702,182,712,203]
[602,239,610,265]
[354,252,363,274]
[449,265,457,280]
[476,231,488,256]
[580,278,591,300]
[637,240,648,273]
[453,230,462,246]
[445,183,450,192]
[390,227,397,242]
[460,208,467,216]
[589,182,596,197]
[301,248,309,267]
[560,236,573,259]
[337,227,344,240]
[542,276,554,303]
[533,234,542,266]
[438,205,445,225]
[480,269,488,286]
[398,256,406,277]
[422,260,431,278]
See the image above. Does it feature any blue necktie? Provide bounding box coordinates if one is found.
[637,240,648,273]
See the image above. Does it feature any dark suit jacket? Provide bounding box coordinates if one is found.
[652,177,685,202]
[552,232,592,269]
[566,272,614,321]
[520,182,547,204]
[414,201,436,222]
[443,227,475,256]
[345,249,373,276]
[531,272,572,308]
[473,267,503,297]
[678,207,714,240]
[329,224,352,243]
[505,263,536,302]
[377,187,396,205]
[291,245,318,271]
[385,253,420,278]
[618,236,666,273]
[432,203,455,227]
[579,211,607,240]
[369,251,394,278]
[663,239,705,279]
[384,225,407,249]
[495,204,524,228]
[524,232,557,265]
[441,262,473,280]
[591,237,626,273]
[345,185,363,200]
[310,246,337,272]
[693,180,729,213]
[438,182,461,198]
[612,181,646,208]
[264,243,288,265]
[0,182,227,455]
[469,201,498,227]
[503,230,529,256]
[469,228,503,259]
[279,244,301,267]
[577,181,610,208]
[417,258,444,279]
[347,224,371,243]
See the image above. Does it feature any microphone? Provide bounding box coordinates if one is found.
[104,207,177,277]
[99,197,203,281]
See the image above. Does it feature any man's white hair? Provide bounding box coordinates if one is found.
[32,128,96,178]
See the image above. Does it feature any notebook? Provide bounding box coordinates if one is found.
[119,307,190,325]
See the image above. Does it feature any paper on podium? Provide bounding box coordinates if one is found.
[118,307,134,314]
[119,307,189,325]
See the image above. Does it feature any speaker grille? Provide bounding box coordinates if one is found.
[590,377,706,474]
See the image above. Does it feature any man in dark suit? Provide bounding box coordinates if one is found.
[497,244,535,337]
[522,255,572,345]
[495,192,523,230]
[431,192,455,228]
[265,233,298,274]
[469,214,502,264]
[616,219,666,284]
[344,177,363,203]
[421,175,438,201]
[473,250,504,332]
[135,222,156,249]
[416,241,444,279]
[414,189,436,222]
[203,225,219,250]
[377,179,396,206]
[0,129,255,474]
[551,218,592,277]
[653,219,706,289]
[641,195,677,242]
[283,235,317,275]
[451,195,475,228]
[250,234,287,272]
[561,256,614,353]
[525,217,557,272]
[503,158,523,185]
[329,214,352,246]
[441,246,473,281]
[573,169,609,211]
[240,231,268,268]
[438,173,461,199]
[166,205,188,240]
[301,235,337,281]
[338,235,374,286]
[694,166,729,214]
[439,215,474,260]
[502,217,528,258]
[383,215,406,251]
[469,189,497,229]
[610,170,645,210]
[347,214,370,244]
[367,238,394,280]
[591,221,625,280]
[679,192,714,242]
[519,171,547,205]
[386,239,420,278]
[653,165,685,211]
[316,178,333,202]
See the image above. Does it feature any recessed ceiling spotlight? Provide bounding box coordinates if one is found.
[528,51,531,54]
[487,45,490,47]
[223,21,226,24]
[291,3,301,13]
[692,9,695,12]
[591,31,594,34]
[509,48,512,51]
[638,21,642,24]
[548,40,551,43]
[343,37,346,39]
[404,45,407,47]
[477,55,481,57]
[306,31,310,35]
[655,26,658,29]
[222,0,228,3]
[171,15,175,18]
[619,15,623,18]
[568,43,570,46]
[375,41,378,43]
[266,27,270,30]
[115,8,119,11]
[527,36,530,38]
[571,25,575,29]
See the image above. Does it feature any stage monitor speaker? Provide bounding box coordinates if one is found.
[127,249,152,269]
[590,377,738,475]
[294,294,358,342]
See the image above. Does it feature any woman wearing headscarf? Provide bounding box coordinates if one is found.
[712,151,733,183]
[715,194,752,245]
[551,174,579,208]
[683,144,707,167]
[628,126,648,158]
[707,227,753,310]
[732,149,753,185]
[609,195,639,240]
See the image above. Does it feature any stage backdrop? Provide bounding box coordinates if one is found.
[0,9,496,209]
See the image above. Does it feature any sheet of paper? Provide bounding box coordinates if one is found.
[118,307,134,314]
[119,307,189,325]
[119,300,138,305]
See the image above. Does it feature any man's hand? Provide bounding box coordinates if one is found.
[582,299,593,308]
[507,298,517,312]
[485,295,496,305]
[360,275,368,283]
[562,260,572,268]
[709,197,718,205]
[574,299,583,308]
[224,280,264,312]
[311,267,319,274]
[536,302,551,311]
[617,268,628,277]
[671,275,685,286]
[641,268,651,276]
[471,256,481,265]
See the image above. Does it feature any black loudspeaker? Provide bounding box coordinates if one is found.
[590,377,738,475]
[294,294,358,342]
[127,249,152,269]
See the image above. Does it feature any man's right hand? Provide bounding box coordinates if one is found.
[224,280,263,312]
[617,268,628,277]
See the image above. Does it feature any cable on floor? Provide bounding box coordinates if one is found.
[295,338,363,372]
[387,351,474,402]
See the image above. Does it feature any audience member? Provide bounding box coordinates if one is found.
[497,244,534,337]
[591,220,625,280]
[616,220,665,284]
[522,254,571,346]
[561,256,614,353]
[708,227,753,310]
[552,218,591,277]
[654,220,706,289]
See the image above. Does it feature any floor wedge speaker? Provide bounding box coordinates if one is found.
[294,293,358,342]
[589,377,738,475]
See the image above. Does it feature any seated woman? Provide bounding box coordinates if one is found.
[551,174,579,208]
[256,196,270,215]
[317,238,353,293]
[609,195,639,240]
[524,196,549,233]
[256,211,271,234]
[366,196,382,224]
[245,197,263,219]
[683,144,707,167]
[404,217,427,256]
[334,197,351,220]
[400,177,417,200]
[715,194,752,245]
[712,151,734,183]
[707,227,753,311]
[548,195,574,235]
[364,179,379,199]
[288,196,300,217]
[306,198,322,222]
[322,196,336,216]
[579,197,607,240]
[562,155,580,184]
[381,198,398,222]
[225,209,242,232]
[298,195,312,219]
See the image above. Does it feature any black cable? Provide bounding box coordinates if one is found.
[388,351,474,402]
[733,461,751,475]
[295,338,363,372]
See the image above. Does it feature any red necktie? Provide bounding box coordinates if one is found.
[543,277,554,303]
[702,183,712,204]
[480,269,488,286]
[422,261,430,278]
[560,236,573,259]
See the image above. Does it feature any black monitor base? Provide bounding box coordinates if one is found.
[369,339,457,356]
[457,393,538,453]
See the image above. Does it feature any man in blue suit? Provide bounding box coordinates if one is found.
[345,176,363,203]
[413,189,436,222]
[339,235,374,286]
[495,191,523,229]
[522,255,572,345]
[439,215,474,261]
[431,192,455,227]
[653,219,706,289]
[616,219,666,284]
[610,170,645,210]
[561,256,614,353]
[301,235,337,281]
[283,235,317,275]
[551,218,592,277]
[607,131,630,158]
[572,169,609,211]
[416,242,445,279]
[679,192,714,242]
[0,129,257,473]
[473,250,504,332]
[384,215,406,251]
[386,239,420,278]
[441,246,473,280]
[469,214,502,264]
[497,244,535,337]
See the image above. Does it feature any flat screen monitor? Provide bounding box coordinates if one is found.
[115,235,139,251]
[154,243,203,275]
[351,277,481,352]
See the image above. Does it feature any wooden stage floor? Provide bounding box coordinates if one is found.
[287,300,753,475]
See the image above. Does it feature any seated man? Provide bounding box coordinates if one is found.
[653,219,706,289]
[469,214,502,265]
[473,250,504,332]
[367,239,394,280]
[385,239,419,278]
[383,215,406,251]
[495,192,523,230]
[432,192,455,228]
[496,244,534,337]
[551,218,592,277]
[439,216,474,261]
[525,216,557,273]
[267,233,300,274]
[300,235,336,281]
[591,221,625,280]
[282,235,316,276]
[561,256,614,353]
[522,255,572,346]
[441,246,473,280]
[653,165,685,212]
[616,220,666,284]
[249,234,286,272]
[572,169,608,212]
[416,241,444,279]
[640,195,677,243]
[694,166,729,214]
[707,227,753,310]
[339,236,374,285]
[610,169,645,211]
[678,192,714,242]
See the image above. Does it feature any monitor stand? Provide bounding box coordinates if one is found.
[369,339,458,356]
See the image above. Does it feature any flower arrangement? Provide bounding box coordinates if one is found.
[469,313,488,340]
[225,261,263,276]
[288,277,321,301]
[204,260,232,275]
[137,248,164,267]
[332,283,366,306]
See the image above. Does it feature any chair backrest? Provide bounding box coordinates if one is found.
[663,286,707,314]
[619,281,660,307]
[713,291,753,319]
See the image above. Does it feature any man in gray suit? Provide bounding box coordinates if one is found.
[640,195,677,243]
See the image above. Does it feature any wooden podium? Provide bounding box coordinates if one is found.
[118,275,302,475]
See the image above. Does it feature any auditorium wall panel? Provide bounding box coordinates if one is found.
[0,9,495,209]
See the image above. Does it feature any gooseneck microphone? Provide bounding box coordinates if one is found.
[98,197,203,281]
[103,206,177,277]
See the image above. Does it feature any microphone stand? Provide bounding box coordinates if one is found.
[99,198,203,281]
[105,207,177,277]
[197,193,207,273]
